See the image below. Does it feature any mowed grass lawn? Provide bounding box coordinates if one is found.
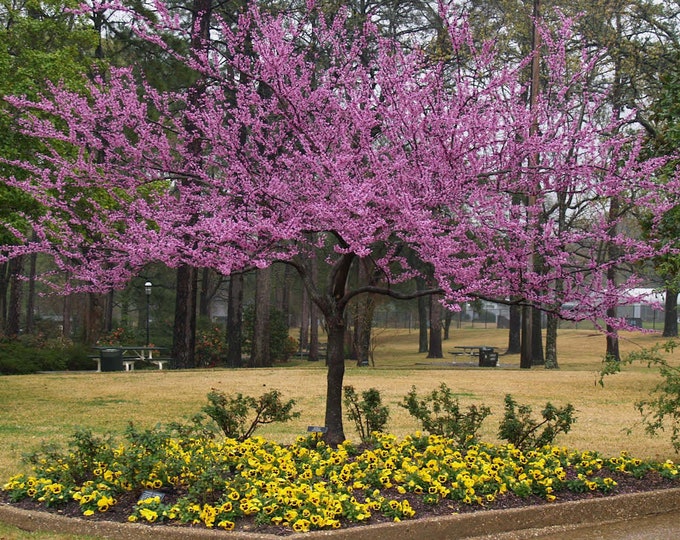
[1,327,678,489]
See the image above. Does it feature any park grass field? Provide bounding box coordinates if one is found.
[0,327,678,539]
[1,327,677,484]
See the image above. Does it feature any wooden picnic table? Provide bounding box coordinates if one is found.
[451,345,497,355]
[449,346,499,367]
[91,346,171,371]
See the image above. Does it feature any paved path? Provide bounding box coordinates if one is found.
[534,511,680,540]
[471,510,680,539]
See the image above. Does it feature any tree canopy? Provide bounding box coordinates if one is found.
[1,0,679,441]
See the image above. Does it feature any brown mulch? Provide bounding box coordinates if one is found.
[2,471,678,536]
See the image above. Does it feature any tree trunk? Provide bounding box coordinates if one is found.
[324,316,346,445]
[278,264,292,330]
[120,290,130,330]
[531,307,544,366]
[506,303,521,354]
[417,280,428,353]
[83,292,105,345]
[520,305,532,369]
[103,290,114,334]
[663,288,678,337]
[0,261,8,330]
[309,300,319,362]
[354,299,373,366]
[521,0,540,369]
[427,293,443,358]
[6,256,24,337]
[443,310,453,340]
[544,312,559,369]
[308,255,320,362]
[199,268,211,319]
[299,285,309,351]
[226,273,243,367]
[171,0,211,368]
[25,251,37,334]
[606,313,620,362]
[62,293,73,340]
[605,197,621,362]
[249,266,272,367]
[173,264,198,368]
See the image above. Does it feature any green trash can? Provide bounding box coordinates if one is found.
[100,348,124,372]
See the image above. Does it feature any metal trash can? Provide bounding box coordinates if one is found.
[478,347,499,367]
[100,348,124,372]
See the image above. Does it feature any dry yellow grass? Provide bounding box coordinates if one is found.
[0,328,678,488]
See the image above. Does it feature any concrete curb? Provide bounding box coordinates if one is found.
[3,488,680,539]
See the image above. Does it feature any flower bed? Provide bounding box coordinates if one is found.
[2,431,679,534]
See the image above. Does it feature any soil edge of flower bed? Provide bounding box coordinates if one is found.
[3,487,680,540]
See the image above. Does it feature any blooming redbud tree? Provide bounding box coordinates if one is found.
[1,2,677,442]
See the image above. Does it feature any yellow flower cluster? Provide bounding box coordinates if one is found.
[3,432,679,533]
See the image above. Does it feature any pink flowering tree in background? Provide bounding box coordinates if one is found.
[1,1,677,443]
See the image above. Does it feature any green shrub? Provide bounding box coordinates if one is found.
[195,326,226,367]
[201,388,300,441]
[343,386,389,443]
[399,383,491,447]
[65,344,92,370]
[497,394,576,451]
[0,338,94,374]
[0,340,65,374]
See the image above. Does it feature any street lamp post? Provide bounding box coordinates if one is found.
[145,281,152,347]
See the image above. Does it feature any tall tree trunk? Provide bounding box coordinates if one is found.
[544,312,559,369]
[663,287,678,337]
[226,273,243,367]
[103,290,114,334]
[606,311,620,361]
[324,315,346,445]
[250,266,272,367]
[25,251,37,334]
[0,261,8,330]
[520,305,533,369]
[120,289,130,330]
[171,0,211,368]
[427,293,443,359]
[199,268,212,319]
[6,256,24,337]
[83,293,105,345]
[606,197,621,362]
[507,303,521,354]
[62,293,72,340]
[353,299,373,366]
[521,0,541,370]
[443,311,453,340]
[276,264,293,330]
[173,265,198,368]
[309,300,319,362]
[416,278,428,353]
[299,285,309,351]
[308,255,320,362]
[531,307,544,366]
[418,294,429,353]
[545,277,563,369]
